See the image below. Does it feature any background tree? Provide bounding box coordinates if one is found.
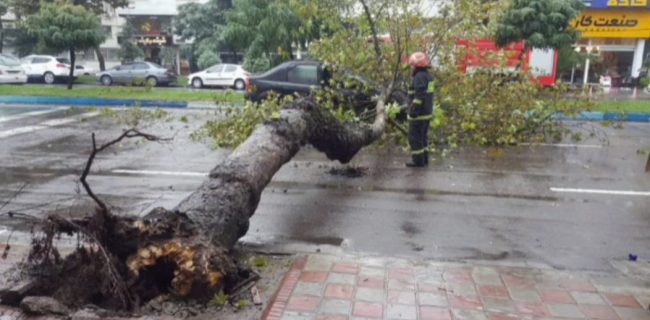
[176,0,228,72]
[4,0,126,70]
[495,0,584,49]
[117,19,144,63]
[27,1,106,89]
[0,0,7,52]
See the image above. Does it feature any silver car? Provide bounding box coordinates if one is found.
[96,61,177,87]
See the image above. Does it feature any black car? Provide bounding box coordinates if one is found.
[245,60,406,116]
[245,60,328,102]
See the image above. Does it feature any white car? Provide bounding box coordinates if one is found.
[75,65,95,76]
[21,55,73,84]
[188,64,250,90]
[0,54,27,84]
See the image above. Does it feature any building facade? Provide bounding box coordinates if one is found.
[575,0,650,85]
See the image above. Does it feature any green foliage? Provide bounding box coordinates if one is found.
[253,256,267,269]
[235,299,249,311]
[118,20,144,63]
[100,106,170,127]
[495,0,584,49]
[198,51,222,70]
[26,1,105,53]
[213,289,229,307]
[176,0,228,71]
[192,94,290,148]
[435,71,593,146]
[640,77,650,88]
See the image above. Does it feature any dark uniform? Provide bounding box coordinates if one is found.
[407,68,435,167]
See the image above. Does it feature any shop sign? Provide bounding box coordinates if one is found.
[134,36,170,46]
[590,0,650,8]
[573,10,650,38]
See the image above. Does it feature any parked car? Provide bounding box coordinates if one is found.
[20,55,73,84]
[0,54,27,84]
[245,60,406,114]
[96,61,177,87]
[187,64,250,90]
[75,65,95,76]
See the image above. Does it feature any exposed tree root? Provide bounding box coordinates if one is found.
[2,97,390,313]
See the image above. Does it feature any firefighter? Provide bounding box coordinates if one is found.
[405,51,435,168]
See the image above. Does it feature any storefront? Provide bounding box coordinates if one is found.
[574,1,650,86]
[117,0,181,74]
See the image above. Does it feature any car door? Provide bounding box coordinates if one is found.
[204,65,223,86]
[21,57,35,76]
[114,64,132,83]
[31,57,50,76]
[284,64,320,96]
[220,64,238,86]
[132,63,150,82]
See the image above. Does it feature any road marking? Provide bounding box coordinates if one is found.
[111,169,207,177]
[0,107,69,123]
[0,112,99,139]
[522,143,603,149]
[550,187,650,196]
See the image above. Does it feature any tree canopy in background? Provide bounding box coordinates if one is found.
[495,0,584,49]
[27,1,105,89]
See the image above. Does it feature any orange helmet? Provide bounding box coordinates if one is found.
[408,52,431,68]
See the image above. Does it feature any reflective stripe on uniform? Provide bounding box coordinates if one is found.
[427,81,435,93]
[408,114,433,121]
[410,148,428,155]
[407,90,415,94]
[413,99,422,105]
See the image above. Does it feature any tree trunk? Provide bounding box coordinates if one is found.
[68,49,75,90]
[15,96,390,310]
[95,46,106,71]
[0,19,4,53]
[175,98,387,249]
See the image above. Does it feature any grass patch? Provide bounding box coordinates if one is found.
[594,100,650,113]
[0,84,244,103]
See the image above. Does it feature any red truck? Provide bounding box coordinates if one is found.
[455,39,559,87]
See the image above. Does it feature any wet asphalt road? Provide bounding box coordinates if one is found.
[0,104,648,273]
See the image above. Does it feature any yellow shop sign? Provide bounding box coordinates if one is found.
[573,10,650,38]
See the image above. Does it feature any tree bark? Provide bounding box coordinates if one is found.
[175,97,388,249]
[95,46,106,71]
[67,49,75,90]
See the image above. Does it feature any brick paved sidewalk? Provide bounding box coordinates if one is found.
[263,254,650,320]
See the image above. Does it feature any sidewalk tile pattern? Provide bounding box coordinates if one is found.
[263,254,650,320]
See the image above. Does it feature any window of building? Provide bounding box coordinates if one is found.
[287,65,318,85]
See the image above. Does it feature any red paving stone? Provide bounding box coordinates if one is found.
[333,262,359,274]
[353,301,383,318]
[515,302,550,317]
[560,280,597,292]
[448,295,483,310]
[286,296,320,312]
[603,293,642,308]
[581,304,621,320]
[540,289,577,304]
[325,284,355,299]
[316,316,349,320]
[488,313,521,320]
[420,306,452,320]
[358,276,384,289]
[478,285,511,299]
[300,271,328,283]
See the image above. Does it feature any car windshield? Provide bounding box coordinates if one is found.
[0,54,21,67]
[56,58,71,64]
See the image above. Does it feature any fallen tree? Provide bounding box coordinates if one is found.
[1,0,592,313]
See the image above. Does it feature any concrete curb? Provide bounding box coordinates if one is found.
[0,96,188,109]
[554,111,650,123]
